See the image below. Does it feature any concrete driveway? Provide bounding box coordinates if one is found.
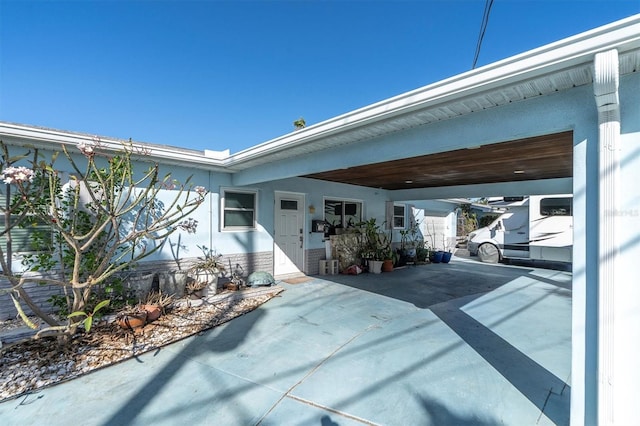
[0,256,572,425]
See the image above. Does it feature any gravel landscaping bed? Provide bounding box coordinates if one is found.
[0,285,283,403]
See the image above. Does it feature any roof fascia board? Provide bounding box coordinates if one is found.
[226,15,640,167]
[0,122,230,172]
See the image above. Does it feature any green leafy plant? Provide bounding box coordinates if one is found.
[188,245,225,278]
[67,299,110,332]
[144,290,174,312]
[355,218,393,261]
[400,220,422,250]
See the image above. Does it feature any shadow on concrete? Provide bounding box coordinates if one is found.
[101,302,265,425]
[415,392,498,425]
[321,260,571,425]
[431,296,571,426]
[322,261,538,309]
[93,260,570,425]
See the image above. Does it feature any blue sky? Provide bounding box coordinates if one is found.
[1,1,638,154]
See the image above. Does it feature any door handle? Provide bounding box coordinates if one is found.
[299,235,303,248]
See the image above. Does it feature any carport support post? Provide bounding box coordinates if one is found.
[594,49,620,426]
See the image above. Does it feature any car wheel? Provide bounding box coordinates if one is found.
[477,243,500,263]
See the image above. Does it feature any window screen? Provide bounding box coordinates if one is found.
[223,190,257,229]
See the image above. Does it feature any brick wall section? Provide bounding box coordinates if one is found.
[0,280,65,321]
[217,251,273,285]
[306,248,327,275]
[0,251,274,321]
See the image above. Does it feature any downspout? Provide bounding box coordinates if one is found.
[593,49,620,426]
[208,169,216,252]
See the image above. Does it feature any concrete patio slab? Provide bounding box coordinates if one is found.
[0,257,571,425]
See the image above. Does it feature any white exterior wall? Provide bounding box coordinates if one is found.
[607,65,640,426]
[421,211,457,251]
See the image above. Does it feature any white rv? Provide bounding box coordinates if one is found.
[467,195,573,264]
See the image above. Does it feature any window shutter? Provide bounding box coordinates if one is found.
[408,204,416,228]
[385,201,394,230]
[0,191,52,253]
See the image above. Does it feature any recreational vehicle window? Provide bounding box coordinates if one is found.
[540,197,572,216]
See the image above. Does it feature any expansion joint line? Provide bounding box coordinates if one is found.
[255,325,379,425]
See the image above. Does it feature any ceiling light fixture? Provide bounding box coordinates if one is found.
[405,180,413,184]
[513,170,525,174]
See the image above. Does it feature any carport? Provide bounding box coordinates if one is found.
[226,16,640,425]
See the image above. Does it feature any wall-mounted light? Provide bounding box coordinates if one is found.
[309,205,316,214]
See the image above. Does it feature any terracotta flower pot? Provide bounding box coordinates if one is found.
[116,311,148,330]
[141,304,161,322]
[382,259,394,272]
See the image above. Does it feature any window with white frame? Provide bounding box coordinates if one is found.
[393,204,406,229]
[323,199,362,236]
[0,188,52,253]
[222,189,257,230]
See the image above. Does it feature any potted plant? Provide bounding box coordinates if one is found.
[399,222,420,265]
[355,218,387,274]
[430,250,444,263]
[441,236,455,263]
[185,279,208,299]
[378,230,397,272]
[188,245,225,295]
[415,241,430,264]
[141,291,174,322]
[382,246,396,272]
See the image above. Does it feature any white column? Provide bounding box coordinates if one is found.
[593,49,620,426]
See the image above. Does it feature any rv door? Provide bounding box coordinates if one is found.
[501,206,530,259]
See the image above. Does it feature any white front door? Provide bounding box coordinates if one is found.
[274,192,305,277]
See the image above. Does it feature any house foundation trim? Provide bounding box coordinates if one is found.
[594,48,620,426]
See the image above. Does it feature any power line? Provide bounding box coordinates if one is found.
[472,0,494,69]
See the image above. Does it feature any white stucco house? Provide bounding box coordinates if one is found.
[0,14,638,425]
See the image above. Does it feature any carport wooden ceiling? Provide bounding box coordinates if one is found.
[303,131,573,190]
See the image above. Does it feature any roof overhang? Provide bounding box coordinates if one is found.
[303,131,573,190]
